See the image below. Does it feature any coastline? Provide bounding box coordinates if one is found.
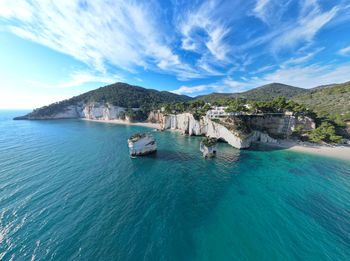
[259,140,350,161]
[81,118,161,130]
[82,118,350,161]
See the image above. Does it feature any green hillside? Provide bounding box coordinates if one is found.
[195,83,308,102]
[17,82,192,119]
[293,81,350,116]
[239,83,308,100]
[195,92,239,102]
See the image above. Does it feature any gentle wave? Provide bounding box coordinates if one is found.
[1,111,350,260]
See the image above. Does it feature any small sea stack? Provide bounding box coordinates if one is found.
[128,132,157,157]
[200,137,217,158]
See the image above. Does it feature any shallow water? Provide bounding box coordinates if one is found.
[1,110,350,261]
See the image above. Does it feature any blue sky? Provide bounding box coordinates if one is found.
[0,0,350,109]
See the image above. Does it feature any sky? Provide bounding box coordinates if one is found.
[0,0,350,109]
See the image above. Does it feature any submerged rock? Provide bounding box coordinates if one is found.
[128,132,157,156]
[200,137,217,158]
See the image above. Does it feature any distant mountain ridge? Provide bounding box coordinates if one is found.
[16,80,350,120]
[195,83,308,102]
[293,81,350,115]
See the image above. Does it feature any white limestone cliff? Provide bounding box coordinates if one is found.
[148,111,279,149]
[128,133,157,156]
[24,102,126,120]
[82,102,125,120]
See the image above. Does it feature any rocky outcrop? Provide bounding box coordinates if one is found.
[200,138,217,158]
[128,133,157,156]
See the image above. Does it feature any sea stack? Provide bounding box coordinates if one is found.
[128,132,157,157]
[200,137,217,158]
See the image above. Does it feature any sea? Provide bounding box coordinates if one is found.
[1,110,350,261]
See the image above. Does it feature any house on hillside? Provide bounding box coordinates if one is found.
[206,106,244,118]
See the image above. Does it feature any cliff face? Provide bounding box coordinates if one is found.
[247,114,315,136]
[16,103,125,120]
[148,111,278,149]
[148,111,316,149]
[82,102,125,120]
[17,105,84,120]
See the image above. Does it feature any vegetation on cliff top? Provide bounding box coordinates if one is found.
[161,97,347,144]
[22,82,192,118]
[201,137,218,147]
[129,132,150,142]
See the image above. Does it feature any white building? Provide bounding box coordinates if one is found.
[206,106,245,119]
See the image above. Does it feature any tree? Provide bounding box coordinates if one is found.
[309,122,342,143]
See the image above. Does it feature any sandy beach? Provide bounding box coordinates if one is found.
[82,118,161,129]
[262,140,350,161]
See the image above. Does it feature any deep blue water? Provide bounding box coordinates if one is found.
[1,110,350,261]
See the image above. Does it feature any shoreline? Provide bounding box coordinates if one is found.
[259,140,350,161]
[82,118,350,161]
[81,118,161,130]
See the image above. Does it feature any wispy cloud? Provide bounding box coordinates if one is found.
[250,65,275,74]
[171,85,210,95]
[252,0,271,23]
[0,0,349,91]
[179,1,231,63]
[283,47,324,66]
[226,62,350,90]
[272,2,338,51]
[1,0,189,78]
[25,71,122,89]
[339,45,350,55]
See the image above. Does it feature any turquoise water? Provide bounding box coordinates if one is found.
[1,110,350,261]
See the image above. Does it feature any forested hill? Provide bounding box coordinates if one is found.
[195,83,308,102]
[239,83,308,100]
[79,82,192,107]
[194,92,239,102]
[18,82,193,118]
[293,81,350,116]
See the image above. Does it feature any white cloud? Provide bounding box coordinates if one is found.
[0,0,348,88]
[229,63,350,90]
[339,45,350,55]
[25,71,123,89]
[1,0,190,78]
[179,1,230,62]
[171,85,209,95]
[253,0,271,22]
[0,0,33,21]
[260,63,350,88]
[272,3,338,50]
[250,65,275,74]
[283,47,324,66]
